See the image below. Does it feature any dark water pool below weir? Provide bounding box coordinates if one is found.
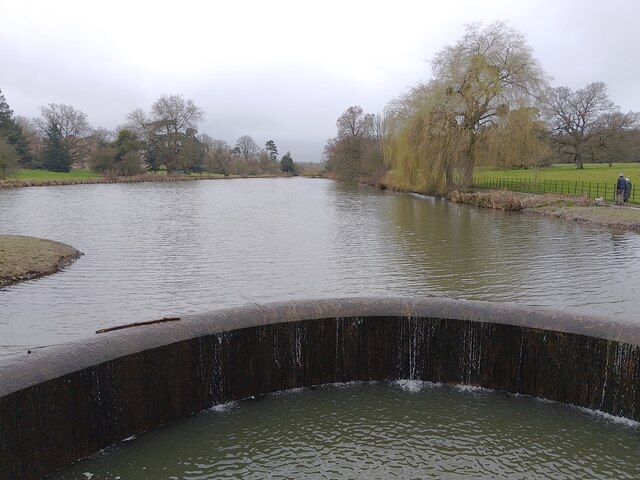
[1,298,639,479]
[53,381,640,479]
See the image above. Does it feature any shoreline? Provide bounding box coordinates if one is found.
[0,235,83,287]
[529,203,640,232]
[0,172,308,190]
[0,173,241,189]
[447,189,640,233]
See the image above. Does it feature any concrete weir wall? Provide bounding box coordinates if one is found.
[1,297,640,479]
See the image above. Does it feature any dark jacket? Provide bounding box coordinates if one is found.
[617,176,627,190]
[624,179,632,201]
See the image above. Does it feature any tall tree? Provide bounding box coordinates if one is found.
[324,105,383,183]
[265,140,279,162]
[235,135,259,162]
[113,128,142,160]
[200,134,234,176]
[280,151,295,174]
[432,21,546,186]
[544,82,639,168]
[384,22,548,193]
[42,122,72,172]
[0,90,33,168]
[128,94,204,173]
[0,89,14,130]
[0,137,18,179]
[37,103,92,169]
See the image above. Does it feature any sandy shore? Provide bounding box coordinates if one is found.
[0,235,82,287]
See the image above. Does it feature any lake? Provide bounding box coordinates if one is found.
[2,178,639,478]
[2,177,639,356]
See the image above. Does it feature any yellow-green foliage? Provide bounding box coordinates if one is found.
[478,108,551,169]
[382,22,548,195]
[383,86,468,195]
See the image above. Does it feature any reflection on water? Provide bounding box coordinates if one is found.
[51,382,640,479]
[1,178,640,355]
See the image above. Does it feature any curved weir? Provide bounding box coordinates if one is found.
[1,297,640,479]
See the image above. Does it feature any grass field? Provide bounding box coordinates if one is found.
[14,169,103,181]
[474,163,640,203]
[474,163,640,183]
[8,169,232,183]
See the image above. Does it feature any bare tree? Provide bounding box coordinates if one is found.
[36,103,92,168]
[151,94,204,134]
[127,95,204,173]
[235,135,259,162]
[199,134,233,176]
[324,105,384,182]
[544,82,639,168]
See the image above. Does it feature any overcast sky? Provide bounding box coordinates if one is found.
[1,0,639,163]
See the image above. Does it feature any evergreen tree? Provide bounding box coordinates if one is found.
[43,123,72,172]
[0,137,18,179]
[0,89,33,168]
[265,140,279,162]
[280,151,295,174]
[0,89,14,130]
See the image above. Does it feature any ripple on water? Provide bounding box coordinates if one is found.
[51,382,640,480]
[2,178,640,355]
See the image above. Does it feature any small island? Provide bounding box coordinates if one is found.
[0,235,82,287]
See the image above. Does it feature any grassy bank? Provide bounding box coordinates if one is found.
[473,163,640,204]
[14,169,103,182]
[0,235,82,287]
[1,169,234,188]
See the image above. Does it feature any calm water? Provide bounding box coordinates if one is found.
[52,381,640,479]
[3,178,640,478]
[1,178,639,356]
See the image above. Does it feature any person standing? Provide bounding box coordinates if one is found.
[616,174,626,205]
[624,177,632,204]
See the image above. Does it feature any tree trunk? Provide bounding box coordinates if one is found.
[462,133,477,190]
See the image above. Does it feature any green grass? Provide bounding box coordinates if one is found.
[15,169,102,181]
[474,163,640,183]
[474,163,640,203]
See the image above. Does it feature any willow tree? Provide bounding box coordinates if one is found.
[385,83,469,194]
[386,22,548,192]
[476,107,552,170]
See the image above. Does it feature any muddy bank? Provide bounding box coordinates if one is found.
[531,204,640,232]
[0,235,82,287]
[449,190,640,233]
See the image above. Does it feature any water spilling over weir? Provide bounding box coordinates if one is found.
[1,297,639,479]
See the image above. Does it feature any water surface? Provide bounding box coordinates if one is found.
[1,178,639,356]
[52,382,640,479]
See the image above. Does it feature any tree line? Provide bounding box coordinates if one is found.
[324,22,640,195]
[0,92,297,179]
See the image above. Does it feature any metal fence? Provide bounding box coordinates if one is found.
[473,177,636,204]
